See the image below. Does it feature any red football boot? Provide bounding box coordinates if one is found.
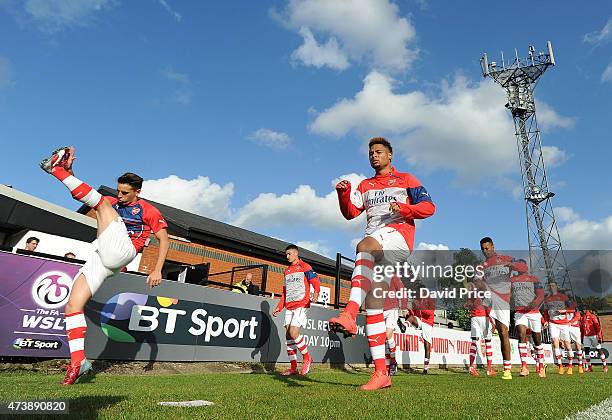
[360,371,391,391]
[328,312,357,337]
[301,354,313,375]
[61,359,92,385]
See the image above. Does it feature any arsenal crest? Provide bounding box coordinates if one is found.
[131,207,141,215]
[388,178,396,186]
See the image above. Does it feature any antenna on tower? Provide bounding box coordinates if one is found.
[479,41,572,294]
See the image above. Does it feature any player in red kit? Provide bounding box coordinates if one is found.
[567,309,584,374]
[40,147,169,385]
[406,284,436,374]
[543,281,573,375]
[510,261,545,378]
[581,310,608,373]
[465,280,495,376]
[273,244,320,376]
[328,137,435,390]
[476,237,528,380]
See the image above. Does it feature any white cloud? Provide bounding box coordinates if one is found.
[296,240,332,258]
[247,128,292,150]
[161,66,192,105]
[541,146,568,168]
[141,175,234,220]
[310,71,572,183]
[583,17,612,46]
[231,173,366,232]
[5,0,116,33]
[536,101,576,131]
[290,27,350,70]
[555,206,579,223]
[558,209,612,250]
[602,63,612,83]
[158,0,181,22]
[0,57,14,89]
[274,0,417,72]
[416,242,449,251]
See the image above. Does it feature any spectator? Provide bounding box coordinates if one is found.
[24,237,39,252]
[64,252,76,259]
[232,272,260,295]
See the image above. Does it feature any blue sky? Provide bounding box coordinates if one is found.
[1,0,611,258]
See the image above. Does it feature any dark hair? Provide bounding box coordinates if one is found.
[479,237,493,246]
[368,137,392,153]
[26,237,40,244]
[117,172,143,190]
[285,244,299,252]
[64,252,76,258]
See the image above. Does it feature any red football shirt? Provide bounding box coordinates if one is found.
[105,197,168,253]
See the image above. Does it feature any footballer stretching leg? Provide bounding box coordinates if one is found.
[41,147,169,385]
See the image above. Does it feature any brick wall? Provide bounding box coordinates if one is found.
[84,208,350,305]
[601,315,612,342]
[140,237,348,303]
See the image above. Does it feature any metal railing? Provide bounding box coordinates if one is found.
[206,264,268,295]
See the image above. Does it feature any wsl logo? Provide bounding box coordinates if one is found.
[32,271,73,309]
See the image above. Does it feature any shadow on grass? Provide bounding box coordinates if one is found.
[268,371,359,388]
[65,395,125,419]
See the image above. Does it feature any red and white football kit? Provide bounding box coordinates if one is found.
[411,296,436,344]
[581,311,607,371]
[466,288,495,370]
[477,255,527,327]
[512,273,545,333]
[582,311,603,348]
[568,311,582,344]
[466,290,492,340]
[338,167,435,265]
[275,260,321,328]
[331,166,435,384]
[79,196,168,295]
[544,293,571,341]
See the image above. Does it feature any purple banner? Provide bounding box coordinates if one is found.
[0,251,81,357]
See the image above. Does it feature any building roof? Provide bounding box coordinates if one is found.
[78,186,351,278]
[0,184,96,242]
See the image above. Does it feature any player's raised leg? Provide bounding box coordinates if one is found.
[41,147,123,384]
[329,237,380,336]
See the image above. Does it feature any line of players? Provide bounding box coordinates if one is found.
[272,137,607,390]
[466,251,608,379]
[41,139,605,389]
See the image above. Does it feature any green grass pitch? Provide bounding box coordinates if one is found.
[0,367,609,419]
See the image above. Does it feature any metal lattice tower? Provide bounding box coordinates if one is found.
[480,41,572,292]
